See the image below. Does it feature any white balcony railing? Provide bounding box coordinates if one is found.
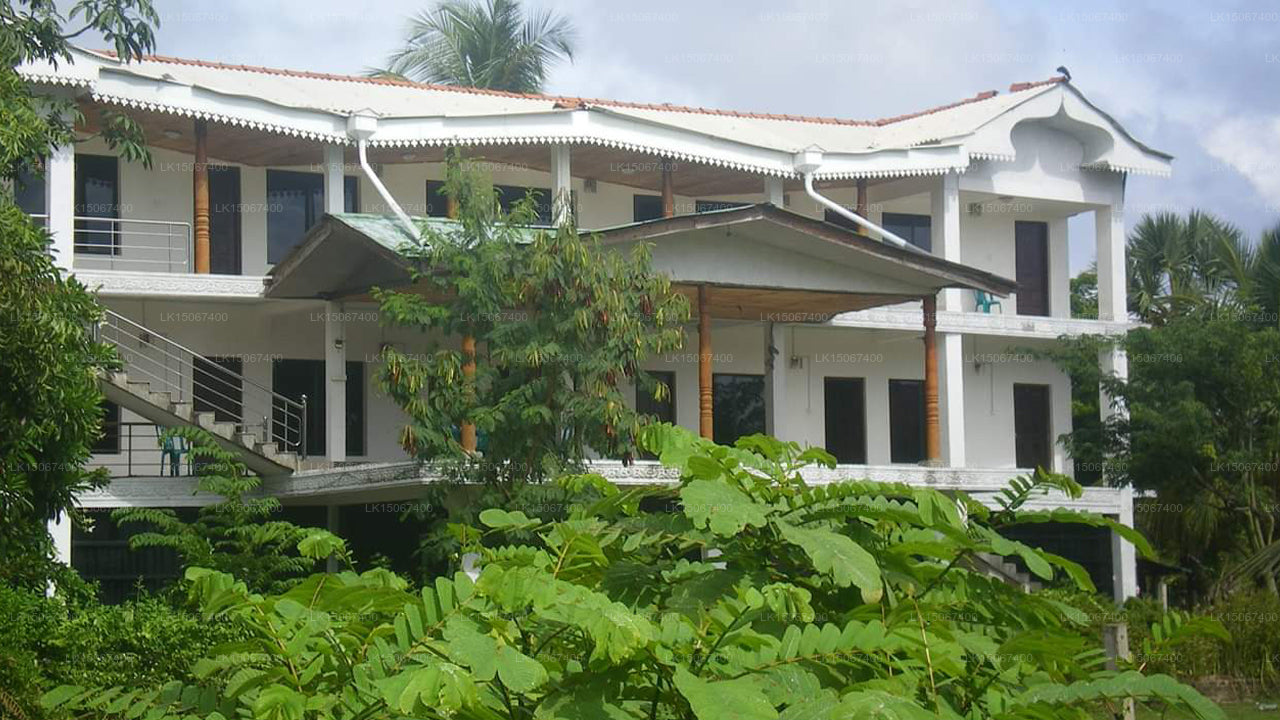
[31,215,192,273]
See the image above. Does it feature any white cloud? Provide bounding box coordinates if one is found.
[1204,115,1280,209]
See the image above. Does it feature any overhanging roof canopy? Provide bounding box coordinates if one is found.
[266,206,1015,320]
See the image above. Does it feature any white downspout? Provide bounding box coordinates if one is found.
[793,149,928,255]
[347,113,421,241]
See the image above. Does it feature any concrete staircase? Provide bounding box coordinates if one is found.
[973,552,1043,593]
[95,309,311,478]
[100,370,299,476]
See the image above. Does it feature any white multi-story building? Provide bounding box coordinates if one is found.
[19,48,1170,602]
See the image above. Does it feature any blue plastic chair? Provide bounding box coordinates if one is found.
[157,427,191,476]
[973,290,1003,314]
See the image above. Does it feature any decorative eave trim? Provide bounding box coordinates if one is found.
[1081,160,1171,178]
[18,72,94,88]
[90,91,348,142]
[969,151,1015,162]
[813,164,969,180]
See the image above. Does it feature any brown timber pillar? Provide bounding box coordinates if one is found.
[461,335,477,453]
[661,167,675,218]
[193,119,210,273]
[922,294,941,463]
[698,285,713,439]
[855,178,869,237]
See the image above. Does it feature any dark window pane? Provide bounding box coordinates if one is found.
[1014,383,1052,470]
[267,170,324,263]
[273,358,325,457]
[94,400,120,454]
[15,166,46,216]
[713,374,764,446]
[824,377,867,463]
[344,176,359,213]
[75,155,119,255]
[882,212,932,252]
[635,370,674,460]
[695,200,748,213]
[346,361,365,456]
[633,194,663,222]
[194,356,244,424]
[888,379,925,463]
[1015,221,1050,316]
[209,166,242,275]
[426,180,553,223]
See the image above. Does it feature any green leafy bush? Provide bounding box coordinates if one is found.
[45,426,1224,720]
[0,583,240,720]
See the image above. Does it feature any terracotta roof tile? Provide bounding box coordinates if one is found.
[96,50,1065,128]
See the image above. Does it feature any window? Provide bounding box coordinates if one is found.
[888,379,925,463]
[194,356,244,423]
[633,194,663,222]
[1013,383,1052,470]
[713,374,764,446]
[427,180,553,224]
[882,213,932,252]
[14,166,45,218]
[695,199,748,213]
[1015,221,1050,316]
[271,359,365,457]
[266,171,359,263]
[346,361,365,457]
[636,370,675,460]
[93,400,120,454]
[824,377,867,463]
[75,154,119,255]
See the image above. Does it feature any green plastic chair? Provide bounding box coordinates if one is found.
[973,290,1003,314]
[156,427,191,476]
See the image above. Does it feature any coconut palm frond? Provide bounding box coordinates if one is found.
[377,0,576,93]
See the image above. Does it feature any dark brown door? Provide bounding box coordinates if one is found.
[1013,384,1052,470]
[1015,221,1049,316]
[824,377,867,464]
[209,166,241,275]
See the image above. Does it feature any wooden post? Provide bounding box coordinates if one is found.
[193,119,210,273]
[661,166,675,218]
[855,178,869,237]
[1103,623,1136,720]
[923,295,941,463]
[461,335,477,453]
[698,285,713,439]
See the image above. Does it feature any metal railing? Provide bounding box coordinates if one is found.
[96,309,307,459]
[30,214,192,273]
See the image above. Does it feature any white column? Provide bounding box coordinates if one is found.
[939,333,966,466]
[930,172,962,310]
[49,512,72,565]
[550,145,572,227]
[323,144,345,215]
[763,322,788,438]
[1095,201,1126,322]
[325,301,347,462]
[1112,486,1139,602]
[46,141,75,272]
[764,176,785,206]
[1049,217,1070,318]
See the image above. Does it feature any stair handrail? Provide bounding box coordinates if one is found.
[97,309,308,459]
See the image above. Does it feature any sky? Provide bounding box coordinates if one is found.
[84,0,1280,274]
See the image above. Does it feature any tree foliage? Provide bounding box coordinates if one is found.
[112,427,343,595]
[0,0,157,587]
[45,426,1223,720]
[372,0,575,92]
[375,154,689,484]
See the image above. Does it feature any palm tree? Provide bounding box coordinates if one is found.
[371,0,576,93]
[1126,210,1250,324]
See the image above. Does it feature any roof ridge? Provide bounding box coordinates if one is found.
[92,49,1064,127]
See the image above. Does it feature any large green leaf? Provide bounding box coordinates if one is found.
[495,644,548,693]
[777,522,881,601]
[674,668,778,720]
[681,479,768,536]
